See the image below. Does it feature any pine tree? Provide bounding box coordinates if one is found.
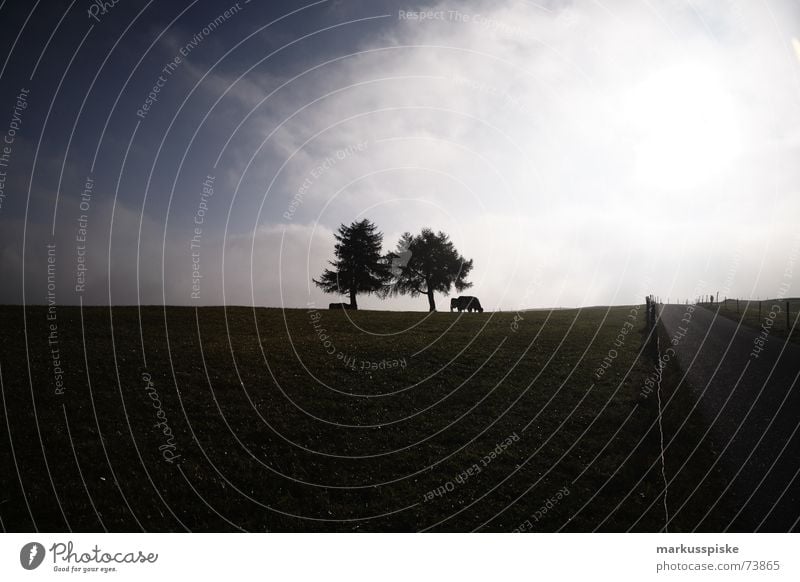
[313,219,392,309]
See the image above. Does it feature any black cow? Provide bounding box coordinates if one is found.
[450,296,484,313]
[329,302,355,310]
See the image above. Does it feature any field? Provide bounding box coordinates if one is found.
[0,305,732,532]
[705,298,800,344]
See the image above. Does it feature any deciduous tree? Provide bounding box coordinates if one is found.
[384,228,473,311]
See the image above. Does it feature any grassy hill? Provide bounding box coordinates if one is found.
[0,305,730,531]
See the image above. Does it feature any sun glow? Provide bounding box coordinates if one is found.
[626,63,743,191]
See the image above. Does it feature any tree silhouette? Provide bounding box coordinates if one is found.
[313,219,392,309]
[384,228,473,311]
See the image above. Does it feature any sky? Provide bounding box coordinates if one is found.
[1,0,799,310]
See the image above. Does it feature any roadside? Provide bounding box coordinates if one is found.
[657,304,800,531]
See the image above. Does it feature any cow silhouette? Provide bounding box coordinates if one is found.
[450,296,484,313]
[329,302,355,310]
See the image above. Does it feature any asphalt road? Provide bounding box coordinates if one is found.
[658,304,800,531]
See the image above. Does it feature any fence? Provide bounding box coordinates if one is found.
[688,296,799,340]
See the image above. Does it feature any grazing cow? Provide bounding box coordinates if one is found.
[329,302,355,310]
[465,296,484,313]
[450,296,484,313]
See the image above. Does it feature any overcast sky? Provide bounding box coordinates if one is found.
[1,0,799,310]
